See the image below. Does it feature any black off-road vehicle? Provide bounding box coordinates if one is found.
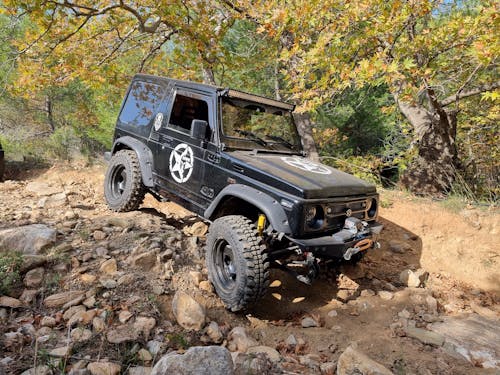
[104,74,383,311]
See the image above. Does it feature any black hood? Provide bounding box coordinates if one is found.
[228,151,376,199]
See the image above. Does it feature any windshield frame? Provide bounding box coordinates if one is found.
[218,95,303,154]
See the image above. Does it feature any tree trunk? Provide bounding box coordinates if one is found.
[45,95,55,132]
[395,98,457,195]
[202,66,216,85]
[293,112,319,161]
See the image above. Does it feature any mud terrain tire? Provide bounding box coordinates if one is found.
[104,150,145,212]
[206,215,270,312]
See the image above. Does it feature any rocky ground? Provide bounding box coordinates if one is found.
[0,161,498,375]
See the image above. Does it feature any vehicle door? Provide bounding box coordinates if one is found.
[153,88,215,210]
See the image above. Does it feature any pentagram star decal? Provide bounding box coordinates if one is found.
[281,156,331,175]
[169,143,194,183]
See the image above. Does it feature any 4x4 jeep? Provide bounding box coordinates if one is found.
[104,74,383,311]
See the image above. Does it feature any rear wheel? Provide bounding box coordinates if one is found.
[206,215,270,312]
[104,150,145,212]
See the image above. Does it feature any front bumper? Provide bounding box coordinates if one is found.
[286,222,383,260]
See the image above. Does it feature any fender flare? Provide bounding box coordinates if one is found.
[111,136,154,187]
[204,184,292,234]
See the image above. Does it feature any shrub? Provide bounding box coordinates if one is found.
[0,251,23,295]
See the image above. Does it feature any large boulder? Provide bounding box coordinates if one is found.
[151,346,234,375]
[172,291,206,331]
[0,224,56,254]
[337,345,393,375]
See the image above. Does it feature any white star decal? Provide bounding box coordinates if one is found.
[169,143,194,183]
[281,156,332,175]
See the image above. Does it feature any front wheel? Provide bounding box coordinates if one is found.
[206,215,270,312]
[104,150,145,212]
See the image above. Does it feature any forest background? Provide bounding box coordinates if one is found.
[0,0,498,201]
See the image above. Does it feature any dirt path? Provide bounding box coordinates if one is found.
[0,162,498,374]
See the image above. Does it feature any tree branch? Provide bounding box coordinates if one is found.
[441,80,500,107]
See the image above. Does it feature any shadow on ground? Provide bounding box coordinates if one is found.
[242,216,423,321]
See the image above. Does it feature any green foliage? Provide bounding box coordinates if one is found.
[0,251,23,295]
[0,0,497,200]
[313,85,396,157]
[167,333,190,350]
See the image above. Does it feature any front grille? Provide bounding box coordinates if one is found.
[303,196,377,234]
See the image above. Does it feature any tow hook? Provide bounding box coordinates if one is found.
[343,238,374,261]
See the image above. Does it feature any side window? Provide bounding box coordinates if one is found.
[119,81,163,128]
[168,94,209,134]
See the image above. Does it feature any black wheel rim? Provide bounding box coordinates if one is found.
[110,165,126,199]
[213,239,237,290]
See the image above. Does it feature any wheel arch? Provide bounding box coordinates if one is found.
[204,184,292,234]
[111,136,154,187]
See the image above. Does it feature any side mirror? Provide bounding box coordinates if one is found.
[191,119,208,140]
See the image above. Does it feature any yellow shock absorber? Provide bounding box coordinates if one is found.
[257,214,266,236]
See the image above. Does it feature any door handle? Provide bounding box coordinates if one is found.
[160,135,173,148]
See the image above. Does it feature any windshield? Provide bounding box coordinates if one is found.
[220,97,302,153]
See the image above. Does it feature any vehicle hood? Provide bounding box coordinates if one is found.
[227,151,376,199]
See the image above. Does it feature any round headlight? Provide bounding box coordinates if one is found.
[306,205,324,229]
[367,198,378,218]
[305,206,317,221]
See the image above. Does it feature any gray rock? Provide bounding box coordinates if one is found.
[399,269,428,288]
[49,346,71,357]
[41,316,56,327]
[151,346,234,375]
[337,345,393,375]
[26,182,62,196]
[0,296,23,308]
[431,314,500,368]
[299,354,321,370]
[70,328,92,342]
[99,258,117,274]
[172,291,206,331]
[426,295,438,313]
[206,321,223,343]
[87,362,121,375]
[129,252,158,271]
[378,291,393,301]
[301,317,319,328]
[360,289,375,297]
[405,326,444,346]
[44,291,85,308]
[232,352,275,374]
[106,217,130,228]
[133,317,156,339]
[20,289,39,304]
[99,278,117,289]
[285,334,297,348]
[42,193,68,208]
[20,366,53,375]
[128,367,152,375]
[320,361,336,375]
[63,305,86,321]
[147,340,164,356]
[92,317,105,333]
[388,240,410,254]
[106,325,139,344]
[0,224,56,254]
[246,346,281,362]
[24,267,45,287]
[227,326,258,352]
[3,332,24,348]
